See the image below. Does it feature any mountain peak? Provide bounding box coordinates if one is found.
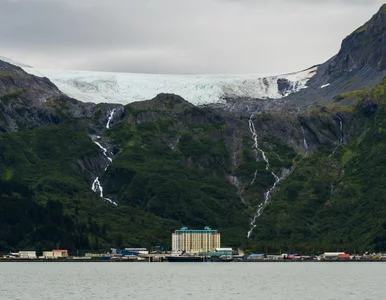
[129,93,194,112]
[303,3,386,101]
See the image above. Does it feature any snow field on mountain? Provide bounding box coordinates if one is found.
[20,66,317,105]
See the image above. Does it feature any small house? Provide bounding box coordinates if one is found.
[53,250,68,258]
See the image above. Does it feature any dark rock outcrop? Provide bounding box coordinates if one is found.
[363,98,378,115]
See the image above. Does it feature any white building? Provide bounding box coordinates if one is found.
[19,251,37,259]
[172,226,221,253]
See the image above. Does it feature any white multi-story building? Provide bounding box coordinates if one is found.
[172,226,221,253]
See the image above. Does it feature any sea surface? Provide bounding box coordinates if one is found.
[0,262,384,300]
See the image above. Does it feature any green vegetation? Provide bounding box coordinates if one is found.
[0,97,250,252]
[355,25,368,34]
[236,133,297,207]
[103,108,248,248]
[2,71,386,255]
[0,122,183,252]
[0,89,25,103]
[249,80,386,254]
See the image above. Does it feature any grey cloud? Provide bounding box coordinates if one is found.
[0,0,385,74]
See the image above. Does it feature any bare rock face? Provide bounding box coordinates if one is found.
[0,60,61,104]
[325,5,386,78]
[294,5,386,104]
[277,78,292,96]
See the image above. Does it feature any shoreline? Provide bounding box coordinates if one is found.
[1,259,385,263]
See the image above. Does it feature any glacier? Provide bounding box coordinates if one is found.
[0,57,317,105]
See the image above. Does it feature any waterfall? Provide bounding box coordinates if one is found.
[106,109,116,129]
[301,126,309,153]
[329,115,344,157]
[91,177,103,198]
[104,198,117,206]
[337,115,344,143]
[248,116,270,169]
[93,139,112,162]
[91,176,118,206]
[247,115,282,239]
[250,170,258,186]
[90,136,117,205]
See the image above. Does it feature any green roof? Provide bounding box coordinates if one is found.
[175,226,217,234]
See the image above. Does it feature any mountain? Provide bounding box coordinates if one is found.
[4,7,386,111]
[286,4,386,105]
[252,80,386,253]
[0,60,252,251]
[1,5,386,254]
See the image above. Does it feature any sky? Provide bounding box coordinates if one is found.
[0,0,385,75]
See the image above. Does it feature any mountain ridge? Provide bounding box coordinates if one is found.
[1,5,386,253]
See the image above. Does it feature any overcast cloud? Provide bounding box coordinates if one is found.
[0,0,384,74]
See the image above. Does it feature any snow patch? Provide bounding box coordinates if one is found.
[321,83,330,89]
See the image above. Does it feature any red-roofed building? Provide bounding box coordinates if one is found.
[53,250,68,258]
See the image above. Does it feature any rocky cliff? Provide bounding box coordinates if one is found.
[284,4,386,106]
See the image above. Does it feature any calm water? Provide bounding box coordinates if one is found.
[1,262,385,300]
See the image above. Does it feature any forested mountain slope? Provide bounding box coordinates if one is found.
[2,5,386,254]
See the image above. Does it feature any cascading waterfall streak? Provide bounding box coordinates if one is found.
[106,109,116,129]
[90,136,117,206]
[247,115,281,239]
[301,126,309,153]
